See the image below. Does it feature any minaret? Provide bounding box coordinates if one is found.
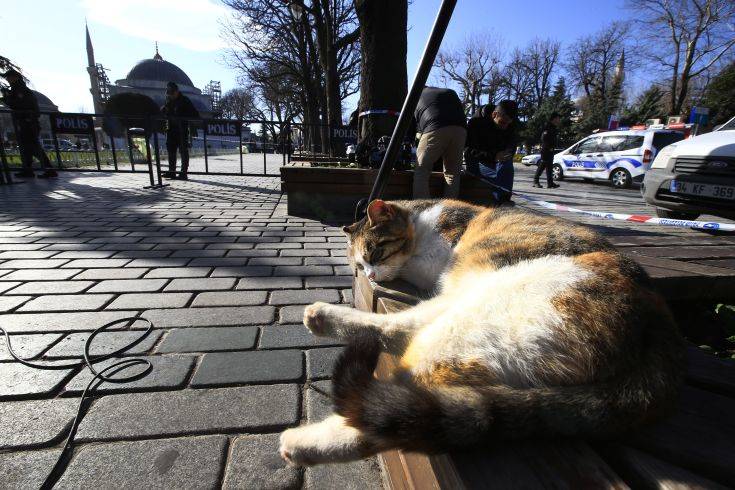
[614,49,625,86]
[86,22,104,114]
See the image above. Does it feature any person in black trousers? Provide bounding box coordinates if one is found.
[0,69,56,179]
[533,112,561,188]
[161,82,199,180]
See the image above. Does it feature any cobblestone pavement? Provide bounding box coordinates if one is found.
[0,173,383,489]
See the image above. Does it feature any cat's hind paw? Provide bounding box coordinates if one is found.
[279,427,316,467]
[303,302,330,336]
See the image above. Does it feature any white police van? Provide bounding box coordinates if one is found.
[552,129,685,188]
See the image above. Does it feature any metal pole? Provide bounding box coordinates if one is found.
[0,127,13,184]
[109,132,118,171]
[362,0,457,213]
[144,117,155,187]
[262,121,267,175]
[203,122,209,174]
[152,125,164,186]
[92,131,101,171]
[238,122,243,175]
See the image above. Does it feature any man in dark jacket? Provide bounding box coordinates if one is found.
[0,69,56,179]
[533,112,561,188]
[465,100,518,202]
[412,87,467,198]
[161,82,199,180]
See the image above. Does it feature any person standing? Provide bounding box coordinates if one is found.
[533,112,561,189]
[412,87,467,199]
[161,82,199,180]
[464,100,518,202]
[0,69,56,179]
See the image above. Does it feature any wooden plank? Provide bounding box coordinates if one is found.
[686,346,735,397]
[627,245,735,261]
[597,444,729,490]
[608,236,735,247]
[625,253,735,276]
[691,258,735,270]
[631,386,735,487]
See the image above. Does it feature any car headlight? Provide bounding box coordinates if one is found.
[650,145,676,169]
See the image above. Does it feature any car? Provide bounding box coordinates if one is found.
[552,129,685,189]
[642,116,735,220]
[521,154,542,166]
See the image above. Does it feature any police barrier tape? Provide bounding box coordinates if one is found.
[484,179,735,232]
[359,109,401,117]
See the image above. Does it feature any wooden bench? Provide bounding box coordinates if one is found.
[353,270,735,489]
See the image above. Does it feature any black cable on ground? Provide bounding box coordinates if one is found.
[1,317,154,489]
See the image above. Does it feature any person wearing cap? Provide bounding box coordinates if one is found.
[161,81,199,180]
[412,87,467,199]
[533,112,561,189]
[464,100,519,202]
[0,68,56,179]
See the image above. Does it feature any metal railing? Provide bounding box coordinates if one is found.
[0,110,358,185]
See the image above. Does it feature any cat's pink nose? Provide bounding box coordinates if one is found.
[368,271,376,280]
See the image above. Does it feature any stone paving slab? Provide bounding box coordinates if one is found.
[55,435,227,489]
[223,434,300,489]
[269,289,340,305]
[0,310,140,333]
[156,326,258,354]
[43,330,163,358]
[305,458,384,490]
[141,306,275,328]
[87,278,168,293]
[18,294,114,313]
[6,281,94,295]
[0,295,32,312]
[0,333,63,361]
[260,325,344,350]
[306,347,345,380]
[0,399,77,449]
[74,268,149,280]
[191,290,267,307]
[0,269,83,281]
[0,363,77,399]
[63,355,196,395]
[106,292,192,310]
[190,350,303,387]
[143,266,212,278]
[75,384,300,442]
[0,449,62,489]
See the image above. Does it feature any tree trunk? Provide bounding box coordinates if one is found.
[355,0,408,150]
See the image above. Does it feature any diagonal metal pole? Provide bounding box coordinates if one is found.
[360,0,457,217]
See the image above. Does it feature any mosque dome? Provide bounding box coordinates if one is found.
[125,52,194,87]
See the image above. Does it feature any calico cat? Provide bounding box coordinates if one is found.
[279,199,685,466]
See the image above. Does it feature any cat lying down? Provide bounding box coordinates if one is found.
[279,198,685,466]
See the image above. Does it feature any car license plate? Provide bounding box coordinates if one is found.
[669,180,735,200]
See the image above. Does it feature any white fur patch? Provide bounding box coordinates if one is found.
[399,204,453,290]
[408,255,592,387]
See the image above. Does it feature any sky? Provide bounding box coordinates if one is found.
[0,0,635,113]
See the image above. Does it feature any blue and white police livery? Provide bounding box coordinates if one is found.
[552,129,685,189]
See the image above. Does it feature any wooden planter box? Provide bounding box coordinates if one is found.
[280,166,494,221]
[352,269,735,489]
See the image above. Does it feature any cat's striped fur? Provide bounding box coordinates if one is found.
[279,199,685,466]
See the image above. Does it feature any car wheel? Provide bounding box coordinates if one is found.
[610,168,632,189]
[552,164,564,181]
[655,208,700,220]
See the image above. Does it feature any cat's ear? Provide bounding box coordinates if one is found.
[342,223,358,235]
[367,199,394,225]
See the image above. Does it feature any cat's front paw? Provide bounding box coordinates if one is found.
[303,302,330,336]
[279,427,315,467]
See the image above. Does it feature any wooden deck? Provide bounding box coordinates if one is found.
[353,270,735,489]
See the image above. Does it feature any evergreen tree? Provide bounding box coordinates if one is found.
[523,77,575,149]
[701,62,735,127]
[621,85,665,126]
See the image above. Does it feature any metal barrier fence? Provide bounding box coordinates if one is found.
[0,110,358,185]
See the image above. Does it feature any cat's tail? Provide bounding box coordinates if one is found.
[331,321,684,452]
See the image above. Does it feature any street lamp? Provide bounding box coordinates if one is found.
[289,0,304,22]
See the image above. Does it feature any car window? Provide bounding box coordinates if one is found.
[651,132,684,151]
[598,135,627,152]
[618,135,644,152]
[576,137,600,153]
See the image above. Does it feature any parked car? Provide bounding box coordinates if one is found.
[41,139,74,151]
[552,129,685,188]
[521,154,542,166]
[642,116,735,220]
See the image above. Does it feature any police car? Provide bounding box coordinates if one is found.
[552,129,685,188]
[521,154,542,166]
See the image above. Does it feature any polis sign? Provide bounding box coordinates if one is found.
[51,114,94,135]
[205,120,241,137]
[331,126,358,143]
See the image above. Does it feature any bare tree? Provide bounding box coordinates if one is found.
[627,0,735,115]
[220,87,258,120]
[434,33,505,115]
[519,38,561,110]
